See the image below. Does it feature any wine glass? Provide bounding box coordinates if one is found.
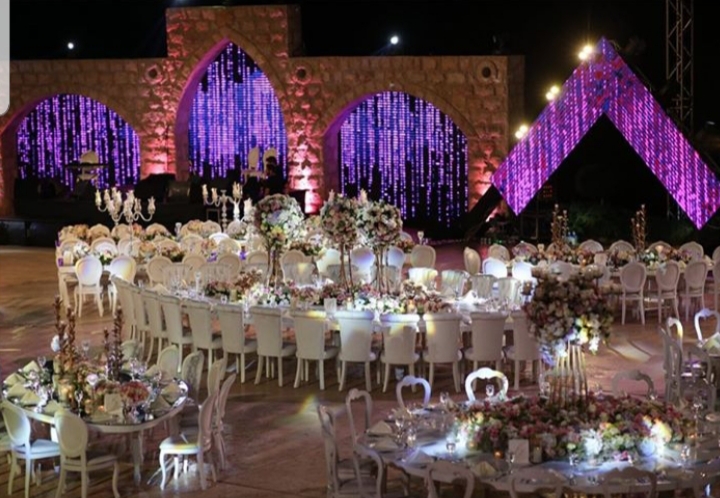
[220,294,228,304]
[417,231,425,244]
[680,444,692,467]
[486,383,495,399]
[37,355,47,370]
[439,391,450,408]
[506,451,516,474]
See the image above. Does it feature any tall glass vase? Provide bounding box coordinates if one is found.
[266,247,283,289]
[549,342,588,407]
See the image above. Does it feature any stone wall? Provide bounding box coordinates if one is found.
[0,4,523,215]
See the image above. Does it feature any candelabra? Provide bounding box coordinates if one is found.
[631,204,647,252]
[95,188,156,226]
[551,204,569,248]
[202,182,243,231]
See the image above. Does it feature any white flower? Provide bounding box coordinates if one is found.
[51,335,61,352]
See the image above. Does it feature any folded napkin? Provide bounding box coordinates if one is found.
[22,361,40,373]
[706,412,720,423]
[20,391,40,406]
[368,421,393,436]
[7,383,28,398]
[372,438,399,451]
[152,395,172,411]
[43,400,61,415]
[145,365,160,377]
[162,383,181,402]
[472,461,498,477]
[703,333,720,354]
[4,372,24,386]
[404,450,433,465]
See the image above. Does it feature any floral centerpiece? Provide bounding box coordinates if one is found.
[139,241,156,259]
[160,246,185,263]
[59,224,90,242]
[94,249,115,266]
[145,224,169,240]
[358,198,403,292]
[204,268,263,301]
[201,238,218,257]
[607,249,635,269]
[290,285,321,308]
[455,393,691,463]
[289,239,325,258]
[257,284,294,306]
[120,379,150,406]
[183,220,204,235]
[253,194,305,286]
[319,192,360,289]
[73,242,91,260]
[226,218,252,240]
[395,238,415,254]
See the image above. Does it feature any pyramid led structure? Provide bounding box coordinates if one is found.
[492,38,720,229]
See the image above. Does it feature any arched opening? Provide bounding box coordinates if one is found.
[187,42,287,182]
[14,94,141,191]
[332,91,468,228]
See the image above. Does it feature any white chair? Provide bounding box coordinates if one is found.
[469,274,495,299]
[335,310,377,392]
[510,467,567,498]
[129,285,150,350]
[683,260,708,320]
[647,240,673,254]
[713,259,720,311]
[90,236,116,253]
[496,277,522,306]
[107,255,137,315]
[609,240,634,253]
[181,351,205,401]
[142,289,167,362]
[385,246,406,271]
[345,389,373,442]
[251,306,297,387]
[505,312,541,390]
[352,444,407,498]
[426,460,475,498]
[463,247,481,276]
[410,245,436,268]
[407,267,438,289]
[282,249,307,266]
[246,250,268,267]
[611,369,655,398]
[54,410,120,498]
[185,299,224,366]
[694,308,720,343]
[112,277,136,340]
[440,270,467,297]
[73,255,104,317]
[513,241,538,257]
[464,367,509,402]
[213,373,236,470]
[482,257,508,278]
[157,294,194,368]
[283,262,315,285]
[291,310,339,390]
[620,262,647,325]
[601,467,657,498]
[679,241,704,261]
[159,391,218,490]
[317,248,341,277]
[216,253,241,276]
[511,261,534,283]
[379,314,421,393]
[667,316,684,350]
[156,345,181,377]
[578,239,604,253]
[146,255,172,286]
[2,400,61,498]
[655,261,681,324]
[423,313,463,392]
[182,254,206,273]
[207,357,227,396]
[488,244,510,261]
[216,303,257,383]
[395,375,431,410]
[464,312,507,372]
[549,261,573,281]
[216,238,240,255]
[208,232,229,245]
[350,247,375,284]
[180,234,204,254]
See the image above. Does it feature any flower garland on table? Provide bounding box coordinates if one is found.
[59,224,89,242]
[289,239,325,258]
[394,238,415,254]
[204,268,263,301]
[290,285,321,307]
[523,267,614,361]
[120,380,150,406]
[454,394,691,463]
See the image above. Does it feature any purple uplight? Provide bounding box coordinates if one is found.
[492,38,720,229]
[339,91,468,227]
[16,94,141,188]
[188,43,287,178]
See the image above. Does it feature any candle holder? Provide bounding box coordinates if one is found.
[631,204,647,253]
[95,187,155,226]
[550,204,569,249]
[202,182,243,232]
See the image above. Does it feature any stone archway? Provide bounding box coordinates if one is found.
[173,32,289,180]
[321,88,472,227]
[0,91,140,215]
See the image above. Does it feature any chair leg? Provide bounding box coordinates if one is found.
[621,298,626,325]
[81,470,88,498]
[111,462,120,498]
[294,358,303,388]
[514,360,521,390]
[24,457,31,498]
[428,363,435,389]
[159,452,168,489]
[319,360,325,390]
[364,362,372,392]
[383,363,390,393]
[197,451,207,490]
[8,453,16,496]
[54,466,65,498]
[452,362,460,393]
[239,354,245,384]
[255,356,264,384]
[339,361,347,391]
[278,357,284,387]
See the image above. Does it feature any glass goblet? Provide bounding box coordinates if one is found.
[37,355,47,370]
[81,339,91,357]
[486,383,495,399]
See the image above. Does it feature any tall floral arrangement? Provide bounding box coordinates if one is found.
[358,198,402,292]
[319,192,360,289]
[523,267,614,361]
[253,194,304,286]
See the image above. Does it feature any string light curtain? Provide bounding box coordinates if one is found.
[16,94,141,188]
[188,43,287,178]
[339,91,468,227]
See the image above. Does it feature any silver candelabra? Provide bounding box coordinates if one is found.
[95,188,156,226]
[201,182,243,231]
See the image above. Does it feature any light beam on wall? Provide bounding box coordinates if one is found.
[492,38,720,229]
[188,42,287,179]
[339,91,467,227]
[16,94,141,188]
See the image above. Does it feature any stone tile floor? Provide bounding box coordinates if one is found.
[0,246,711,497]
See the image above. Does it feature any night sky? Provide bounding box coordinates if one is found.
[9,0,720,216]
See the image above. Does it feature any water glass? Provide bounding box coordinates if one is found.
[220,294,228,304]
[506,451,516,473]
[486,383,495,398]
[37,355,47,370]
[680,444,691,467]
[81,339,91,357]
[439,391,450,407]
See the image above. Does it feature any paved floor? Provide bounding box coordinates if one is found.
[0,246,709,497]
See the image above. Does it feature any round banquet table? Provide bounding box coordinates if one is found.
[12,380,188,484]
[359,406,720,496]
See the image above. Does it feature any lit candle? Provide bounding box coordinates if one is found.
[244,199,252,213]
[148,197,156,213]
[328,190,335,202]
[211,188,218,202]
[233,182,241,199]
[95,190,101,207]
[202,184,208,199]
